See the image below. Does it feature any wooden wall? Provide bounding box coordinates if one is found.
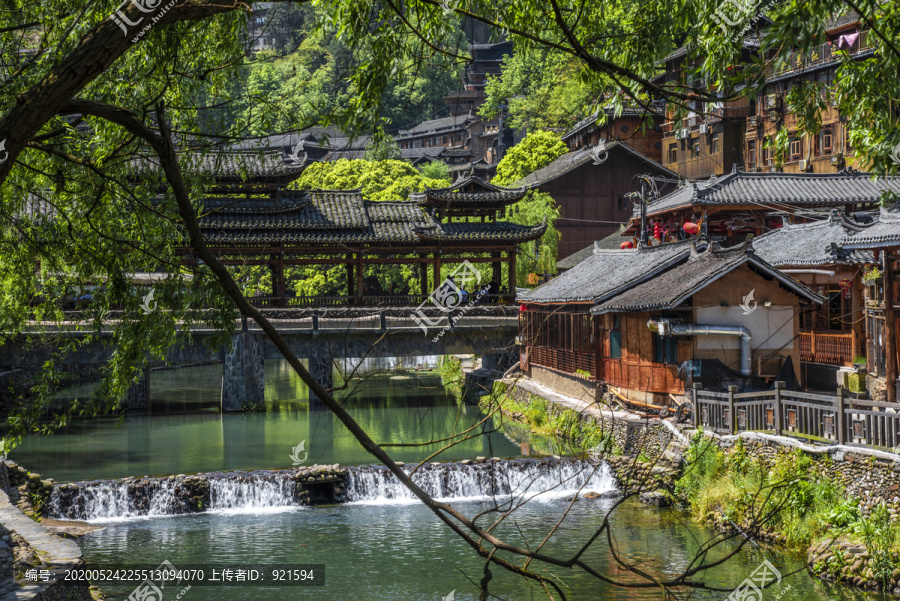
[599,312,684,394]
[691,264,802,379]
[539,151,675,260]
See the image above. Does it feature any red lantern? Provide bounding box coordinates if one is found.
[839,279,853,299]
[683,222,700,235]
[653,222,662,241]
[519,304,528,312]
[620,241,634,249]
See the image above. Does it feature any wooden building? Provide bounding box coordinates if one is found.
[562,102,666,163]
[657,13,874,179]
[752,14,874,173]
[518,241,823,403]
[514,141,677,261]
[622,168,900,244]
[658,42,757,179]
[752,211,873,388]
[840,205,900,402]
[188,175,544,306]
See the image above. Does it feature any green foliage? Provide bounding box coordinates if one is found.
[765,129,790,170]
[493,131,569,187]
[293,159,449,200]
[825,496,861,529]
[506,191,561,286]
[364,133,403,161]
[418,161,450,182]
[785,81,828,151]
[855,503,898,585]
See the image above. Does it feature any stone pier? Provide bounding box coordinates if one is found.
[222,330,265,412]
[124,364,150,410]
[308,355,333,407]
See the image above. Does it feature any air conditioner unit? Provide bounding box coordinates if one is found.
[680,128,690,139]
[699,124,709,135]
[764,94,782,109]
[831,153,844,166]
[798,159,809,171]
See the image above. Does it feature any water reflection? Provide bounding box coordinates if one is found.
[11,359,526,481]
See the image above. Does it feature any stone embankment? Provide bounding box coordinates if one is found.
[1,461,96,601]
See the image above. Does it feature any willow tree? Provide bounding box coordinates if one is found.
[1,1,899,599]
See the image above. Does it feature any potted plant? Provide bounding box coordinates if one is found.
[862,266,882,284]
[853,356,867,370]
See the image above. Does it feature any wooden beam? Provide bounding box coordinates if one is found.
[356,252,364,302]
[885,251,897,403]
[346,253,354,298]
[433,251,442,291]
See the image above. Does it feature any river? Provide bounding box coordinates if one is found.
[6,359,879,600]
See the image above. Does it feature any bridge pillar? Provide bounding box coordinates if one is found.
[482,349,517,373]
[308,355,333,408]
[222,331,265,412]
[125,364,150,411]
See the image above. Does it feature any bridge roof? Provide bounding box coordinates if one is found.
[199,190,545,248]
[415,176,527,210]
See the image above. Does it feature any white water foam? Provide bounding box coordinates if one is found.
[48,459,618,521]
[345,459,617,505]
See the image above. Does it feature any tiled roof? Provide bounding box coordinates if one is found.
[518,239,693,304]
[198,191,543,247]
[841,205,900,250]
[416,220,547,244]
[642,170,900,218]
[752,212,874,266]
[138,150,307,183]
[514,141,676,188]
[398,115,472,137]
[556,228,632,270]
[562,102,666,140]
[592,244,823,313]
[420,176,527,208]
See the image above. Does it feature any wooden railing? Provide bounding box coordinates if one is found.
[529,347,597,380]
[693,383,900,450]
[765,30,872,76]
[246,294,515,308]
[799,330,854,365]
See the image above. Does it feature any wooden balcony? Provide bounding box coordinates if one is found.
[800,330,855,366]
[765,30,872,77]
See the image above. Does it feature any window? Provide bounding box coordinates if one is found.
[609,315,622,359]
[711,134,720,155]
[667,143,677,163]
[653,333,678,364]
[747,140,757,169]
[763,137,772,165]
[691,137,700,158]
[790,137,802,159]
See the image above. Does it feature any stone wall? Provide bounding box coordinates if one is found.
[526,365,603,404]
[503,381,677,461]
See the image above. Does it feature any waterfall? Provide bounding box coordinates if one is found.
[207,476,297,514]
[47,459,617,521]
[345,458,616,505]
[47,479,181,522]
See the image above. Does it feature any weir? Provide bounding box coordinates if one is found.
[46,458,617,522]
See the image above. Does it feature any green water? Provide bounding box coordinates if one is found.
[11,360,529,481]
[78,498,878,601]
[9,360,878,600]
